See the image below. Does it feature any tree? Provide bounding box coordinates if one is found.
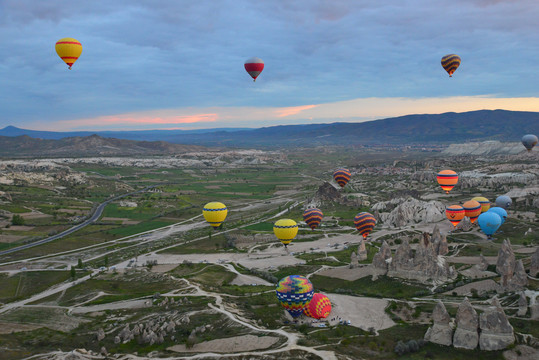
[70,266,76,280]
[104,255,109,268]
[11,215,25,226]
[77,258,83,269]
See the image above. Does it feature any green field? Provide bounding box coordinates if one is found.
[0,271,74,303]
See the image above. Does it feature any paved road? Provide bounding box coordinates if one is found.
[0,186,156,256]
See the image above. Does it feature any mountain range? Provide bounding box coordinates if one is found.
[1,110,538,149]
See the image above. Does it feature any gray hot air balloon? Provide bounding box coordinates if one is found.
[522,134,538,152]
[495,195,512,209]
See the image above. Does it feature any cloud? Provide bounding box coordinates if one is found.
[275,105,318,117]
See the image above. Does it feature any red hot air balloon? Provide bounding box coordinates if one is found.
[463,200,482,224]
[437,170,458,194]
[333,168,351,188]
[303,208,323,230]
[303,293,332,319]
[244,57,264,81]
[446,205,465,228]
[354,212,376,239]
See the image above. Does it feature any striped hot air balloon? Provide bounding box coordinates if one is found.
[441,54,461,77]
[55,38,82,69]
[463,200,482,224]
[244,57,264,81]
[333,168,351,188]
[276,275,314,318]
[303,208,323,230]
[446,205,465,227]
[437,170,458,194]
[472,197,490,213]
[303,293,332,319]
[202,202,228,228]
[273,219,298,247]
[354,212,376,239]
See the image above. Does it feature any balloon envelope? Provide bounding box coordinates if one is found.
[521,134,538,152]
[244,57,264,81]
[333,168,351,187]
[303,208,323,230]
[202,202,228,228]
[276,275,314,318]
[55,38,82,69]
[472,196,490,213]
[495,195,512,209]
[354,212,376,239]
[463,200,481,223]
[488,207,508,224]
[446,205,465,227]
[303,293,332,319]
[441,54,461,77]
[273,219,298,246]
[477,212,502,236]
[437,170,458,193]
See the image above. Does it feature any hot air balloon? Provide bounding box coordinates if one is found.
[477,212,502,239]
[437,170,458,194]
[495,195,512,209]
[303,208,323,230]
[472,197,490,213]
[202,202,228,228]
[273,219,298,247]
[303,293,332,319]
[354,212,376,239]
[276,275,314,318]
[441,54,461,77]
[446,205,465,227]
[463,200,481,224]
[488,207,508,225]
[521,134,538,152]
[333,168,351,188]
[244,57,264,81]
[55,38,82,69]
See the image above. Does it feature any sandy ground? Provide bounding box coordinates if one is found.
[71,299,151,314]
[317,265,379,281]
[459,267,498,279]
[444,279,501,296]
[0,322,42,334]
[515,247,538,254]
[20,212,52,220]
[445,256,497,265]
[323,294,395,331]
[168,334,280,353]
[230,273,272,286]
[4,225,35,231]
[149,264,179,273]
[0,234,25,243]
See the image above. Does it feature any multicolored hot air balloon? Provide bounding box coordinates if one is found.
[303,208,323,230]
[55,38,82,69]
[446,205,465,227]
[273,219,298,247]
[522,134,538,152]
[276,275,314,318]
[477,212,502,239]
[441,54,461,77]
[202,202,228,228]
[495,195,512,209]
[354,212,376,239]
[463,200,482,224]
[472,197,490,213]
[244,57,264,82]
[437,170,458,194]
[488,207,507,225]
[303,293,332,319]
[333,168,351,188]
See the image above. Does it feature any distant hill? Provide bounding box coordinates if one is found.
[2,110,538,148]
[0,134,208,157]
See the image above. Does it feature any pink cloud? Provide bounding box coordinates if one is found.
[275,105,318,117]
[98,113,218,124]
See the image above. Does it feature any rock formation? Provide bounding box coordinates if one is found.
[372,241,392,272]
[530,247,539,278]
[508,260,528,290]
[453,298,478,350]
[424,301,453,346]
[456,216,473,231]
[358,239,367,261]
[496,240,528,290]
[374,197,445,228]
[475,254,489,271]
[434,235,449,256]
[313,182,361,207]
[349,251,359,269]
[479,298,514,351]
[517,293,528,317]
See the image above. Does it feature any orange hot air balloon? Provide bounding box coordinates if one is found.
[441,54,461,77]
[437,170,458,194]
[55,38,82,69]
[446,205,465,227]
[463,200,482,224]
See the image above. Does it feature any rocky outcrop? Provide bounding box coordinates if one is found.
[434,235,449,256]
[375,198,445,228]
[475,254,489,271]
[358,239,367,261]
[508,260,528,290]
[442,141,523,156]
[424,301,453,346]
[517,293,528,317]
[372,241,392,272]
[530,248,539,278]
[453,298,478,350]
[96,328,105,342]
[313,182,361,207]
[349,252,359,269]
[496,240,528,290]
[456,216,472,231]
[479,298,514,351]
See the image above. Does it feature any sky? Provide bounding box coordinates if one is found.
[1,0,539,131]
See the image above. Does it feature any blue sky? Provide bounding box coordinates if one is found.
[1,0,538,131]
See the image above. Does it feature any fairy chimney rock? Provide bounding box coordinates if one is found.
[453,297,478,350]
[479,298,514,351]
[424,301,453,346]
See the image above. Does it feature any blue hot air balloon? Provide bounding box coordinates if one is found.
[488,207,508,225]
[495,195,512,209]
[477,212,502,239]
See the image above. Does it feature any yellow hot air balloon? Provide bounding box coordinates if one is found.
[202,202,228,228]
[472,197,490,213]
[273,219,298,247]
[55,38,82,69]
